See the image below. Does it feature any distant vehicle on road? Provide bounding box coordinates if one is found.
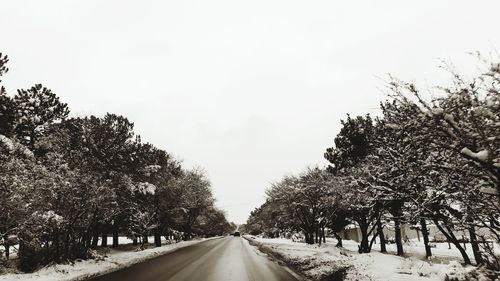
[233,231,240,237]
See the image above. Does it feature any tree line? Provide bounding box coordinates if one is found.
[0,53,235,272]
[242,56,499,271]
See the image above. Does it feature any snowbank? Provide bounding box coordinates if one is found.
[0,237,220,281]
[244,236,478,281]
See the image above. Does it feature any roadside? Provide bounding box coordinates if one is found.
[242,237,307,281]
[0,237,221,281]
[243,235,482,281]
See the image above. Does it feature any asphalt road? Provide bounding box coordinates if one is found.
[89,236,300,281]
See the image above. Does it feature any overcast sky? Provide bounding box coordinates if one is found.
[1,0,499,223]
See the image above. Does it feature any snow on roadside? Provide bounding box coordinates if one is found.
[0,237,221,281]
[245,236,476,281]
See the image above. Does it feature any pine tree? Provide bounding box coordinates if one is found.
[0,53,15,136]
[13,84,69,149]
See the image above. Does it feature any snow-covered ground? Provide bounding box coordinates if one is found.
[245,236,492,281]
[0,237,220,281]
[340,238,477,262]
[3,236,181,260]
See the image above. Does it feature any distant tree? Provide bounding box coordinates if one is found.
[194,207,234,237]
[266,168,332,244]
[245,200,286,237]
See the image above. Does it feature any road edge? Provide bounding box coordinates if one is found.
[243,235,310,281]
[72,236,223,281]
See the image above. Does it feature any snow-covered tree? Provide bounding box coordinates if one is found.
[194,207,234,237]
[264,168,336,244]
[127,141,181,247]
[385,58,499,195]
[383,58,500,267]
[0,135,34,259]
[13,84,69,149]
[324,115,386,253]
[172,169,215,240]
[0,51,230,272]
[0,53,15,137]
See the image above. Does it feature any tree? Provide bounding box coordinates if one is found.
[245,200,287,237]
[325,115,376,173]
[172,169,215,240]
[323,181,351,248]
[194,207,234,237]
[383,58,500,266]
[76,114,137,247]
[265,168,334,244]
[324,115,384,253]
[0,51,229,272]
[385,59,499,195]
[129,141,181,247]
[13,84,69,149]
[0,53,15,137]
[0,135,34,259]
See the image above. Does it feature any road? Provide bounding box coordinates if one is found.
[89,236,300,281]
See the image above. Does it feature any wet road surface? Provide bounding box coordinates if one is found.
[89,236,300,281]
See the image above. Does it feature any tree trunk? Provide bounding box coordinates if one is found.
[91,233,99,248]
[154,229,162,247]
[369,231,378,250]
[322,227,326,243]
[495,169,500,196]
[468,226,483,265]
[143,235,149,244]
[304,230,314,244]
[359,222,370,253]
[454,241,471,265]
[394,216,404,256]
[184,221,192,241]
[85,235,92,248]
[420,218,432,258]
[334,232,343,247]
[112,223,119,247]
[4,245,9,259]
[434,219,471,265]
[377,217,387,253]
[307,232,313,244]
[54,229,60,262]
[64,231,71,258]
[101,233,108,247]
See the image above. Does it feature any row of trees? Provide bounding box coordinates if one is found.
[0,53,235,272]
[243,56,499,270]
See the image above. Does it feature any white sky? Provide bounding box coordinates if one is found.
[1,0,499,224]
